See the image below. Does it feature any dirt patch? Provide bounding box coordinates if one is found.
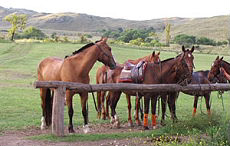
[0,123,202,146]
[0,123,157,146]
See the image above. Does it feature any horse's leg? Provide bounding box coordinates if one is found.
[66,89,75,133]
[97,91,102,119]
[205,93,211,116]
[143,93,151,130]
[168,92,178,122]
[151,96,158,129]
[80,92,90,133]
[101,91,107,120]
[161,94,167,126]
[40,88,52,130]
[126,94,133,127]
[193,96,199,117]
[110,91,122,128]
[135,96,141,126]
[106,92,111,119]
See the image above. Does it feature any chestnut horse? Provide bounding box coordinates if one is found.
[109,46,194,129]
[37,38,116,133]
[96,51,160,126]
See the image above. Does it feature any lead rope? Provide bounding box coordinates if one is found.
[218,91,225,111]
[89,85,98,112]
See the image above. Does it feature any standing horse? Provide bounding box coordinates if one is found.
[109,46,194,129]
[96,51,160,126]
[37,38,116,133]
[181,70,227,117]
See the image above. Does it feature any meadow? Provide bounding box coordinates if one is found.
[0,42,230,145]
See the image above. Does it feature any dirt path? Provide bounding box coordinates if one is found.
[0,123,151,146]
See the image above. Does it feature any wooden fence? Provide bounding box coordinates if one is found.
[34,81,230,136]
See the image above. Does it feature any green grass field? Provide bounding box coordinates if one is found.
[0,42,230,145]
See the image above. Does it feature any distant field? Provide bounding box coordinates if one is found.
[0,42,230,145]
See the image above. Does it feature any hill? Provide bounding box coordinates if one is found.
[0,6,229,40]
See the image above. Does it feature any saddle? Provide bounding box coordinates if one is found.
[119,61,147,83]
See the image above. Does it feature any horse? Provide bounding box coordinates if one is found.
[37,37,116,133]
[96,51,160,126]
[109,46,194,129]
[208,56,230,82]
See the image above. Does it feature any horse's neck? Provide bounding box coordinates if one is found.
[222,61,230,74]
[73,46,99,75]
[150,58,177,82]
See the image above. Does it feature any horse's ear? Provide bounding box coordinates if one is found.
[216,56,219,60]
[152,51,155,56]
[157,52,160,55]
[191,46,194,53]
[102,37,108,42]
[220,57,224,60]
[182,45,185,52]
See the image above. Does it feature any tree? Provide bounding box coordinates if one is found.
[3,13,27,41]
[173,34,196,45]
[165,23,171,46]
[22,26,46,39]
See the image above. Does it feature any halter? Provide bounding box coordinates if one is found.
[176,54,192,85]
[95,43,112,59]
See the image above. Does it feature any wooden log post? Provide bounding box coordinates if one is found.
[52,86,66,136]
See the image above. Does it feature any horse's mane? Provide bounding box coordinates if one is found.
[222,60,230,66]
[65,40,101,58]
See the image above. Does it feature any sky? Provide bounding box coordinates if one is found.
[0,0,229,20]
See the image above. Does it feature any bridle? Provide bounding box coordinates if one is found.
[176,54,193,86]
[95,43,112,59]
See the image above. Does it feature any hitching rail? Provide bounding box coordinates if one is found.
[34,81,230,136]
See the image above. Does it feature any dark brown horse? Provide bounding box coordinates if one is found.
[96,51,160,126]
[37,38,116,133]
[109,46,194,129]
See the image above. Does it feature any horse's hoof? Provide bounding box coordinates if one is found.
[144,126,149,130]
[68,126,75,133]
[83,125,90,134]
[136,120,142,126]
[160,121,166,126]
[128,121,133,127]
[40,117,47,130]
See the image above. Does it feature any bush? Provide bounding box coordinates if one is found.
[173,34,196,45]
[19,26,46,40]
[196,37,216,46]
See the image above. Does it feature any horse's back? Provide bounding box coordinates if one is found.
[191,70,210,84]
[37,57,63,81]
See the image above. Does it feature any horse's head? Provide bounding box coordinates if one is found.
[96,37,116,70]
[149,51,160,63]
[174,46,195,85]
[208,56,224,82]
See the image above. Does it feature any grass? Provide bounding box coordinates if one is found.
[0,42,230,145]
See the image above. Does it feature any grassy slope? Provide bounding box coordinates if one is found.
[0,42,230,144]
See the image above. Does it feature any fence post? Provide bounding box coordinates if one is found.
[52,86,66,136]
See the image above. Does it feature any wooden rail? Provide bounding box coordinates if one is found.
[34,81,230,136]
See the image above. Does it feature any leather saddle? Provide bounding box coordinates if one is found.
[119,61,147,83]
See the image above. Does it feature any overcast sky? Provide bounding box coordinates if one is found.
[0,0,229,20]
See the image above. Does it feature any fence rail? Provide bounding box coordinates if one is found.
[34,81,230,92]
[34,81,230,136]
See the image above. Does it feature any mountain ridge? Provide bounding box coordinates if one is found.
[0,6,229,40]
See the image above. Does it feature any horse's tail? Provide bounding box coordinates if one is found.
[45,88,53,126]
